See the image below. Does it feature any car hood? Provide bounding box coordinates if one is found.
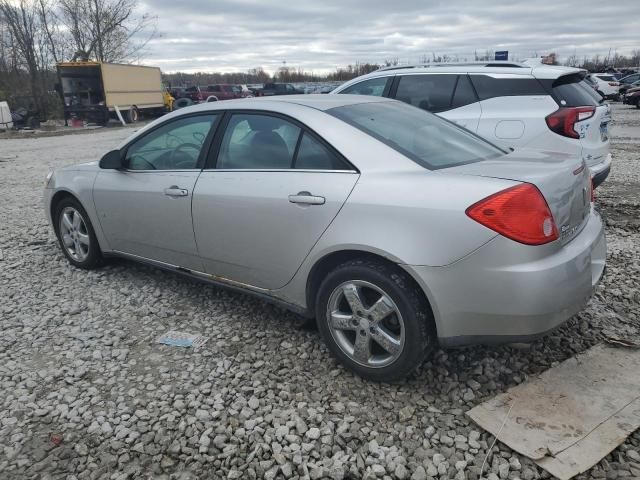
[57,161,100,172]
[626,86,640,94]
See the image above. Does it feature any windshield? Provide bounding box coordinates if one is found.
[596,75,616,82]
[328,101,505,170]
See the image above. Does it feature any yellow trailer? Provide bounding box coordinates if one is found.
[57,61,172,125]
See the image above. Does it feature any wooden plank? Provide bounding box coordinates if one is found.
[467,345,640,478]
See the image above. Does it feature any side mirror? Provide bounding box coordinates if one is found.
[99,149,124,169]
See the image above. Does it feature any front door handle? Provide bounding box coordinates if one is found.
[164,186,189,197]
[288,191,325,205]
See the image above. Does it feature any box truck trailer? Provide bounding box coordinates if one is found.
[57,61,172,125]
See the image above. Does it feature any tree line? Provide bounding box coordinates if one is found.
[0,0,156,117]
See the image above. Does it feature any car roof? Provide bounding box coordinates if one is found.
[177,94,393,113]
[338,61,583,81]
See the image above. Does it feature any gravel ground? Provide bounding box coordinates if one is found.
[1,104,639,480]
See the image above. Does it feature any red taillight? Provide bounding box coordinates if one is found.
[545,107,595,139]
[466,184,559,245]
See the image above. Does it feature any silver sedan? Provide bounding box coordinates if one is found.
[44,95,606,381]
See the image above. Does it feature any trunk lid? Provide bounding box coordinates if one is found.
[442,149,592,245]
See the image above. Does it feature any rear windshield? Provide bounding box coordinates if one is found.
[328,101,505,170]
[552,75,601,106]
[596,75,616,81]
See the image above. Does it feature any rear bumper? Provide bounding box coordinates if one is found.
[590,153,612,188]
[405,209,606,347]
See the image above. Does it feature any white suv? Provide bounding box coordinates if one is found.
[331,61,612,186]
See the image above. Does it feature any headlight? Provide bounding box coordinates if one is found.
[45,171,54,188]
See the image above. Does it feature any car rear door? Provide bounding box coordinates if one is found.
[93,114,220,270]
[390,74,481,131]
[191,112,359,290]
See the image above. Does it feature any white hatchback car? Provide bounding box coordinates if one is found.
[332,62,612,187]
[586,73,621,100]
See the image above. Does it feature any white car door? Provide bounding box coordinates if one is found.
[191,112,358,290]
[93,114,220,270]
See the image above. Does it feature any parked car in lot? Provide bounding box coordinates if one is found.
[184,86,207,103]
[332,61,612,187]
[618,73,640,86]
[256,83,304,96]
[619,79,640,96]
[622,85,640,108]
[587,73,621,100]
[204,84,251,101]
[44,95,606,381]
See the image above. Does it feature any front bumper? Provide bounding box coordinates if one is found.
[406,209,606,347]
[590,153,612,188]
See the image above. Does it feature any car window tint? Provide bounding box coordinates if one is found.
[339,77,390,96]
[329,101,505,170]
[451,75,478,108]
[217,114,300,169]
[126,115,218,170]
[394,74,457,112]
[470,75,547,100]
[552,75,600,107]
[294,133,351,170]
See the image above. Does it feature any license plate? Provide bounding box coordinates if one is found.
[600,122,609,142]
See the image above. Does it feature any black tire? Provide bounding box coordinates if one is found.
[315,258,434,382]
[126,107,139,123]
[174,98,193,109]
[636,98,640,109]
[53,197,104,270]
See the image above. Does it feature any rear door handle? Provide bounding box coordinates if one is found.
[288,191,325,205]
[164,186,189,197]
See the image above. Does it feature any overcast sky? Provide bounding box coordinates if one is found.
[138,0,639,74]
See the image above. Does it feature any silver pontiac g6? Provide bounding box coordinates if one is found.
[44,95,606,381]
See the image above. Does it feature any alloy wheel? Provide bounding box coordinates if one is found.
[59,206,90,262]
[326,280,405,368]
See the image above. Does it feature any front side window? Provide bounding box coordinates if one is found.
[329,101,505,170]
[217,114,300,169]
[126,115,218,170]
[394,74,457,112]
[339,77,390,96]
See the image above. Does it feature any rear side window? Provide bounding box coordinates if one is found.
[470,75,547,100]
[294,133,351,170]
[551,75,600,107]
[595,75,616,82]
[393,74,457,112]
[339,77,390,96]
[329,101,505,170]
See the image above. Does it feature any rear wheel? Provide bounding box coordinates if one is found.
[53,197,104,269]
[315,259,434,381]
[636,98,640,109]
[126,107,140,123]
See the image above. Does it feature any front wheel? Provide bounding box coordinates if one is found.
[53,198,104,269]
[315,259,434,381]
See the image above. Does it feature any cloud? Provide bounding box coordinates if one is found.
[137,0,639,73]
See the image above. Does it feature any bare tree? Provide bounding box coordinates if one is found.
[57,0,156,63]
[0,0,49,113]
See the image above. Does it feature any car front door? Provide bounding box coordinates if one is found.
[93,114,219,270]
[192,112,359,290]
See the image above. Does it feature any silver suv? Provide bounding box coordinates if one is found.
[332,61,612,186]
